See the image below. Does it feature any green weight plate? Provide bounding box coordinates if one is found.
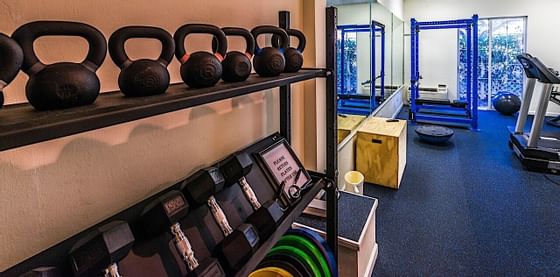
[287,228,337,277]
[267,245,322,277]
[277,235,331,277]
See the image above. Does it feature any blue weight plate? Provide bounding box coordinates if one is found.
[286,228,337,277]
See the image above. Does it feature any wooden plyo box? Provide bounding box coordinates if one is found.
[338,114,366,144]
[356,117,407,189]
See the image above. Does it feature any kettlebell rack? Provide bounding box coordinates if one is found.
[3,9,340,277]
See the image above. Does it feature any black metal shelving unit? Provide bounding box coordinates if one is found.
[2,8,339,276]
[0,70,324,152]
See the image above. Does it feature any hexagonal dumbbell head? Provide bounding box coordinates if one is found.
[136,190,226,277]
[214,223,260,272]
[184,166,260,272]
[247,200,284,240]
[220,152,253,185]
[69,221,134,277]
[181,167,225,207]
[220,152,284,240]
[220,152,262,210]
[181,167,234,236]
[19,267,62,277]
[136,190,189,239]
[186,258,226,277]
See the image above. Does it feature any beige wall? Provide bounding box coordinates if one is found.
[0,0,325,270]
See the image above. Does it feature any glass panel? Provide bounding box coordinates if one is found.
[478,19,490,108]
[457,17,526,109]
[334,1,373,145]
[490,17,526,98]
[392,14,404,88]
[457,19,490,107]
[372,2,392,102]
[356,31,371,94]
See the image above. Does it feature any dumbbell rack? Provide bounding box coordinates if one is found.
[2,8,340,277]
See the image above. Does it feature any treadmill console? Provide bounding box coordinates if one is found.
[517,53,560,84]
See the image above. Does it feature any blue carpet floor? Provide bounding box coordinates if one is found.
[367,109,560,276]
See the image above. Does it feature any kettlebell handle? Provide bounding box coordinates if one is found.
[174,24,227,64]
[251,25,289,54]
[108,26,175,69]
[272,29,306,52]
[0,33,23,90]
[12,21,107,75]
[212,27,255,58]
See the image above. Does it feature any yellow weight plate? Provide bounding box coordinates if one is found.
[249,266,294,277]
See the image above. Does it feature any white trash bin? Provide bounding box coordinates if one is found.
[343,171,364,195]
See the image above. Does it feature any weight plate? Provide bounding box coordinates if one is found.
[286,228,337,277]
[277,235,331,277]
[249,267,294,277]
[260,254,311,277]
[268,245,322,277]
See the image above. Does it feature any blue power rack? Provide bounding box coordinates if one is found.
[337,20,385,116]
[410,15,479,130]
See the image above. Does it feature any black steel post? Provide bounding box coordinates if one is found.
[325,6,339,262]
[279,11,291,143]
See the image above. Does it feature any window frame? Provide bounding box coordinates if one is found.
[457,16,528,110]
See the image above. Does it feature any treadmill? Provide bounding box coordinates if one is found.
[509,53,560,172]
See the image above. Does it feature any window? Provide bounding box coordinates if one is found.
[458,17,527,109]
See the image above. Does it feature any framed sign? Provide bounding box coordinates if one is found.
[257,139,311,207]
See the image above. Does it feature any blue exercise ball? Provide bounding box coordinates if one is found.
[492,91,521,115]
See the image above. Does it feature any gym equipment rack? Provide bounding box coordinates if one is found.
[2,9,340,276]
[410,15,479,129]
[337,20,385,116]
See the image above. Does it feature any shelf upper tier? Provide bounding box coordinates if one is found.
[0,69,328,151]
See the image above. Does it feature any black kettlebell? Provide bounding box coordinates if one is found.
[174,24,227,88]
[212,27,255,82]
[273,29,306,73]
[13,21,106,111]
[0,33,23,108]
[109,26,174,97]
[251,26,289,77]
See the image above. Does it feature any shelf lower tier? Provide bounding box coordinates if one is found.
[4,133,326,277]
[234,177,325,277]
[0,69,327,151]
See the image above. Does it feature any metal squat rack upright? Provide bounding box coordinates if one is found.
[410,15,479,130]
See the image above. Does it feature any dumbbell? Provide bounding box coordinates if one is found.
[135,190,225,277]
[69,221,134,277]
[181,167,260,272]
[219,152,284,240]
[19,267,62,277]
